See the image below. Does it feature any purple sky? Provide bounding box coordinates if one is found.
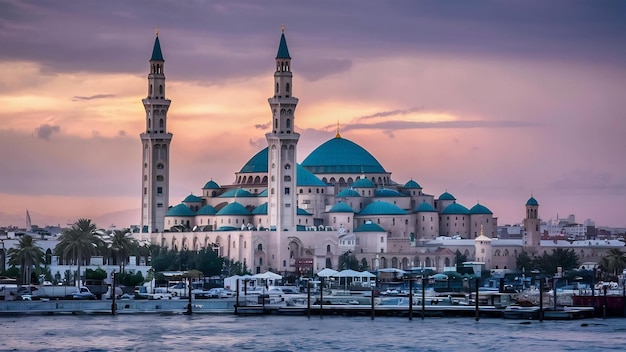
[1,0,625,228]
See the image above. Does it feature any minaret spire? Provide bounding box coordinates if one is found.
[140,30,173,234]
[266,25,299,234]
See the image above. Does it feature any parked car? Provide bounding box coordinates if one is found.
[201,288,235,298]
[72,287,96,300]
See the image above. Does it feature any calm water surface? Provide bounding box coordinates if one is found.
[1,314,625,351]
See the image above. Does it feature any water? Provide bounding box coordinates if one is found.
[1,314,625,351]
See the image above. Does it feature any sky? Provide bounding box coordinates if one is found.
[0,0,625,229]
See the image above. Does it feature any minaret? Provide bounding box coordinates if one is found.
[140,28,173,233]
[266,25,299,230]
[523,196,541,252]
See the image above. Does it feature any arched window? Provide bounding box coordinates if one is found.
[326,245,331,253]
[286,83,290,93]
[159,85,163,95]
[257,244,263,251]
[159,119,164,128]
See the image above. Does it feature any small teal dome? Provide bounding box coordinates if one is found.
[219,189,254,198]
[183,194,203,203]
[439,192,456,201]
[166,204,195,217]
[415,201,437,212]
[202,180,220,189]
[216,202,250,216]
[297,208,312,216]
[301,137,387,174]
[442,202,469,215]
[375,188,405,197]
[526,197,539,206]
[329,202,355,213]
[354,221,386,232]
[352,178,375,188]
[337,188,360,197]
[251,203,268,215]
[360,201,408,216]
[470,203,493,215]
[404,180,422,189]
[239,147,268,173]
[196,205,217,215]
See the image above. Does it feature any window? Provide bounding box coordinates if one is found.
[157,203,163,208]
[156,175,164,181]
[143,187,147,195]
[284,187,290,195]
[157,187,163,195]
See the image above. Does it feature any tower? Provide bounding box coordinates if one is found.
[140,29,173,233]
[523,196,541,251]
[266,26,299,231]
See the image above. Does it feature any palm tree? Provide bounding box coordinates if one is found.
[103,229,138,273]
[54,218,105,286]
[600,248,626,278]
[7,234,44,285]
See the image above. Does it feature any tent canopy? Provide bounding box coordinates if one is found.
[316,268,339,277]
[252,271,282,280]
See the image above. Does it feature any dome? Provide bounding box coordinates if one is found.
[415,201,437,212]
[441,202,469,215]
[251,202,268,215]
[526,197,539,206]
[216,202,250,216]
[375,188,406,197]
[328,202,355,213]
[239,147,268,173]
[297,208,313,216]
[470,203,493,215]
[166,204,195,217]
[202,180,220,189]
[354,221,386,232]
[404,180,422,189]
[359,201,408,216]
[183,194,202,203]
[219,189,254,198]
[196,205,217,215]
[337,188,360,197]
[258,189,268,197]
[301,137,386,174]
[296,164,326,186]
[352,178,375,188]
[438,192,456,201]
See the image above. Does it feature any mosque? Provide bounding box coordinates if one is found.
[139,28,623,276]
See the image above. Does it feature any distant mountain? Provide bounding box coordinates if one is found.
[0,209,140,230]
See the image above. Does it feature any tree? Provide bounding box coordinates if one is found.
[600,248,626,278]
[516,248,579,275]
[7,234,44,285]
[103,229,138,273]
[338,251,360,270]
[455,249,467,267]
[54,218,105,286]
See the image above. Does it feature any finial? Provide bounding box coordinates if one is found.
[156,26,159,36]
[281,24,285,33]
[480,224,484,236]
[336,120,341,138]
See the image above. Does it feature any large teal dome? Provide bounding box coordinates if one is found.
[301,137,386,174]
[240,147,268,173]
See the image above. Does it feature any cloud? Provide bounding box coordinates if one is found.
[355,107,424,121]
[34,123,60,140]
[298,58,353,82]
[72,94,115,101]
[254,122,271,129]
[339,119,537,134]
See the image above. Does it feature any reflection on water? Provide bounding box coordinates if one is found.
[1,314,625,351]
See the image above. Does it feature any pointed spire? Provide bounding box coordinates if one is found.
[336,120,341,138]
[276,25,291,59]
[151,29,164,61]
